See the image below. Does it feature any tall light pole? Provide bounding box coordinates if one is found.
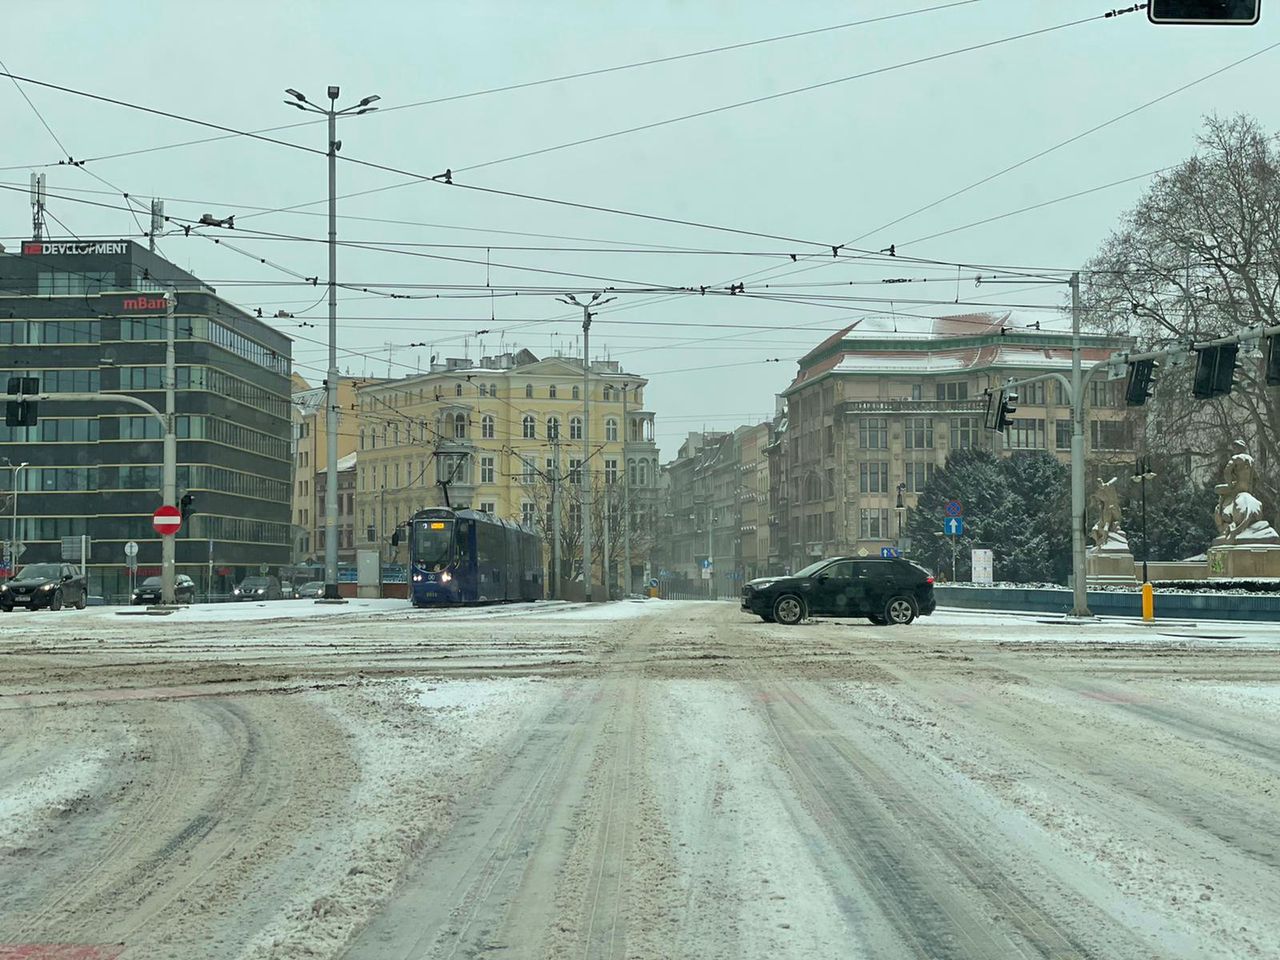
[284,85,380,602]
[1133,455,1156,585]
[556,292,614,601]
[3,458,28,576]
[620,381,632,594]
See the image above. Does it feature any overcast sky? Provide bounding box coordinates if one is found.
[3,1,1278,454]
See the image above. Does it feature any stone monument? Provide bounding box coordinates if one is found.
[1207,440,1280,579]
[1086,476,1136,584]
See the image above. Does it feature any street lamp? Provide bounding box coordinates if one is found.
[933,529,959,583]
[895,482,906,552]
[1133,455,1157,584]
[282,85,380,602]
[2,458,29,577]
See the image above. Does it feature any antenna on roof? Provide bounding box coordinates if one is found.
[30,172,46,241]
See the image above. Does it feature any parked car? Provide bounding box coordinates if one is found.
[740,557,936,626]
[297,580,325,599]
[279,581,300,600]
[0,562,88,612]
[232,576,282,601]
[131,574,196,606]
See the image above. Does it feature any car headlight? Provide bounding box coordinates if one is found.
[40,583,55,591]
[440,571,452,583]
[256,588,265,594]
[0,584,8,593]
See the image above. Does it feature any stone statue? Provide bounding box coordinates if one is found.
[1213,440,1278,544]
[1088,476,1128,551]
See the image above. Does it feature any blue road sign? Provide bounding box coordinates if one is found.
[944,517,964,536]
[944,500,964,518]
[649,578,659,588]
[700,558,713,570]
[880,546,899,558]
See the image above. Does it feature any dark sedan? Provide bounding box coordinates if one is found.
[741,556,936,626]
[0,563,88,612]
[232,576,282,601]
[297,580,325,599]
[131,574,196,605]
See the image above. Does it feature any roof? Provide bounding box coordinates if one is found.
[317,451,357,474]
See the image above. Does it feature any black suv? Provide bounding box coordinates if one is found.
[0,562,89,612]
[741,557,936,626]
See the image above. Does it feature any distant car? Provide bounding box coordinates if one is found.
[131,574,196,606]
[232,576,282,601]
[279,581,300,600]
[0,562,88,612]
[741,557,936,626]
[297,580,325,599]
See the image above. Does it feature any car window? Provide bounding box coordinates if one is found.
[142,577,161,587]
[824,561,857,579]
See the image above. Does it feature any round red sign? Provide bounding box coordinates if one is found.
[153,504,182,536]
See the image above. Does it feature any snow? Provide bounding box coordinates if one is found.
[0,748,107,848]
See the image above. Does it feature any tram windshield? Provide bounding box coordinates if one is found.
[412,520,454,569]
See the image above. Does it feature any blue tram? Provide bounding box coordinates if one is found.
[407,507,544,606]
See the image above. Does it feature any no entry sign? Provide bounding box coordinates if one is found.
[153,505,182,536]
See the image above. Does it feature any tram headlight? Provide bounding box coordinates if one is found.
[439,571,452,583]
[413,573,423,582]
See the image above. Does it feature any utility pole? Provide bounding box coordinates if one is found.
[550,439,561,599]
[149,199,164,253]
[1069,272,1090,617]
[556,292,615,601]
[3,459,28,576]
[160,288,178,606]
[603,482,611,598]
[283,85,380,602]
[621,382,633,595]
[708,512,715,600]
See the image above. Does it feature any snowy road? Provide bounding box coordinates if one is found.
[1,600,1278,959]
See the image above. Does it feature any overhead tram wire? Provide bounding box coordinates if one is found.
[0,0,979,175]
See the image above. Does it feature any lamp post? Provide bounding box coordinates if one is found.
[555,292,614,601]
[1133,455,1157,584]
[283,85,380,602]
[3,458,28,576]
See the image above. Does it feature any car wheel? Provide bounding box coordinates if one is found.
[0,604,11,613]
[75,593,87,610]
[883,595,917,625]
[772,594,805,626]
[50,590,63,612]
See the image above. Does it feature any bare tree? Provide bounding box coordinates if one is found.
[1084,114,1279,508]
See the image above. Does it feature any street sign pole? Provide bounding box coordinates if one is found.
[161,288,178,606]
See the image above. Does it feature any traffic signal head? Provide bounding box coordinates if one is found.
[1148,0,1260,24]
[996,390,1018,433]
[1192,343,1238,399]
[1266,335,1280,387]
[1125,359,1158,406]
[179,493,195,521]
[390,525,401,547]
[983,389,999,431]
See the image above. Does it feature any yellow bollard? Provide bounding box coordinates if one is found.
[1141,581,1154,621]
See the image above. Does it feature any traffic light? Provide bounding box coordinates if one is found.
[390,525,401,547]
[983,389,999,430]
[1148,0,1260,24]
[179,493,195,527]
[5,377,39,428]
[366,524,377,542]
[1192,343,1238,399]
[1266,335,1280,387]
[1124,359,1158,406]
[996,390,1017,433]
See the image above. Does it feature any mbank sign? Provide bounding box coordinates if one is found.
[121,295,168,311]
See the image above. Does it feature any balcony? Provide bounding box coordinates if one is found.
[840,399,986,414]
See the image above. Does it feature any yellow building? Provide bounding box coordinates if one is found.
[290,373,357,564]
[354,350,660,589]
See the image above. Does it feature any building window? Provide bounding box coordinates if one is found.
[455,383,463,397]
[1021,381,1046,405]
[904,461,935,493]
[489,383,498,397]
[569,416,583,440]
[521,501,537,527]
[1089,380,1120,408]
[638,461,648,486]
[911,384,923,401]
[859,417,888,449]
[521,458,537,485]
[546,416,560,440]
[525,383,533,398]
[950,416,979,450]
[453,413,467,439]
[569,458,582,484]
[568,501,581,531]
[481,414,495,439]
[935,381,968,401]
[859,507,891,540]
[606,418,618,441]
[480,456,495,484]
[603,385,613,401]
[1054,381,1069,406]
[437,454,469,484]
[479,383,487,397]
[605,459,618,483]
[904,417,934,449]
[1055,419,1072,450]
[1090,419,1130,450]
[805,473,823,502]
[549,385,557,399]
[572,385,580,400]
[859,462,889,494]
[1007,418,1046,449]
[522,415,536,439]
